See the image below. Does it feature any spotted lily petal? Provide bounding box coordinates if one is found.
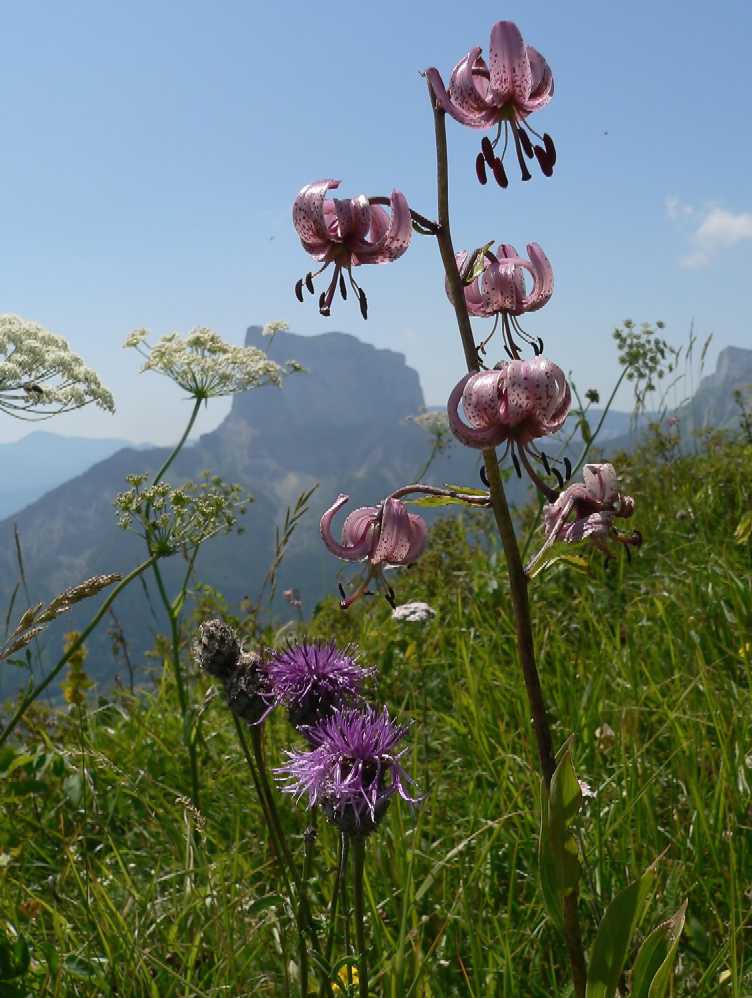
[320,495,377,561]
[489,21,532,106]
[352,191,412,265]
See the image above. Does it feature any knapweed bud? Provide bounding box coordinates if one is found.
[225,652,269,725]
[194,619,241,681]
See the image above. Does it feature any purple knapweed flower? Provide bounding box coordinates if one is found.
[526,463,641,571]
[448,242,553,358]
[264,641,370,731]
[293,180,412,319]
[275,706,420,836]
[320,495,428,608]
[448,358,570,492]
[426,20,555,186]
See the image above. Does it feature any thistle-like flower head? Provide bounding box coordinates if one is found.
[275,706,420,836]
[426,20,555,186]
[293,180,412,318]
[449,242,553,358]
[265,641,370,730]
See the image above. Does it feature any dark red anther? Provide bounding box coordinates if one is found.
[563,457,572,481]
[511,450,522,478]
[541,451,551,474]
[518,128,534,159]
[358,288,368,320]
[339,272,348,300]
[534,146,554,177]
[551,467,565,489]
[491,158,509,188]
[481,136,496,166]
[543,133,556,166]
[475,152,488,185]
[295,278,304,303]
[480,465,490,487]
[305,272,315,294]
[319,291,330,317]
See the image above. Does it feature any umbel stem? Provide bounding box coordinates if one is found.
[427,82,588,998]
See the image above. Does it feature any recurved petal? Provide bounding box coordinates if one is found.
[333,198,354,240]
[293,179,341,247]
[447,49,493,118]
[320,494,377,561]
[350,195,372,241]
[342,505,380,548]
[482,258,525,313]
[404,513,428,563]
[522,47,554,111]
[426,67,498,128]
[583,464,619,504]
[353,191,412,264]
[448,374,509,449]
[558,511,613,543]
[522,243,554,312]
[488,21,532,106]
[462,370,505,428]
[371,499,412,564]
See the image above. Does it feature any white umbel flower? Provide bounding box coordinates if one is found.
[124,326,293,398]
[0,314,115,419]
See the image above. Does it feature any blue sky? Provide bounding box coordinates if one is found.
[1,0,750,444]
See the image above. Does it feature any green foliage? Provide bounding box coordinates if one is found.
[0,435,750,994]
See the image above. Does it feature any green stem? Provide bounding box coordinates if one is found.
[151,560,200,809]
[428,87,588,997]
[152,396,203,488]
[352,836,369,998]
[0,556,158,748]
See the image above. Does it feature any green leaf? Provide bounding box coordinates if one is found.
[460,241,494,284]
[442,483,490,497]
[528,545,590,580]
[246,894,285,916]
[586,867,657,998]
[631,900,687,998]
[539,747,582,929]
[734,511,752,544]
[579,417,593,444]
[405,495,477,508]
[548,750,582,895]
[63,772,84,808]
[538,780,564,932]
[0,927,30,981]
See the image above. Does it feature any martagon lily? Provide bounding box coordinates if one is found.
[447,357,571,492]
[293,180,412,318]
[449,241,553,359]
[320,495,427,608]
[426,20,555,186]
[526,463,641,572]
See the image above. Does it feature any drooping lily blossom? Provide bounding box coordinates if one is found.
[293,180,412,319]
[526,463,641,571]
[448,242,553,358]
[426,21,555,186]
[320,494,427,608]
[447,357,570,492]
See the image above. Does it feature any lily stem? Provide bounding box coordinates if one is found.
[427,83,588,998]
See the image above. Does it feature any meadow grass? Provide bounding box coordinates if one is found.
[0,434,750,996]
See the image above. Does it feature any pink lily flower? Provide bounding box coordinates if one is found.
[293,179,412,319]
[426,21,555,186]
[447,357,570,493]
[526,464,641,571]
[320,494,427,609]
[449,242,553,358]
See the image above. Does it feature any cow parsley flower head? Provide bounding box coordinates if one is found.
[124,326,295,399]
[276,706,420,836]
[265,641,370,730]
[0,314,115,420]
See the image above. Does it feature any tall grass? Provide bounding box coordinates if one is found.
[0,432,749,995]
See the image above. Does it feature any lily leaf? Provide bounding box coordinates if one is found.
[539,748,582,929]
[405,495,477,508]
[528,544,590,580]
[630,900,687,998]
[460,241,494,285]
[586,866,657,998]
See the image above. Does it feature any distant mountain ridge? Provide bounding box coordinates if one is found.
[0,328,748,700]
